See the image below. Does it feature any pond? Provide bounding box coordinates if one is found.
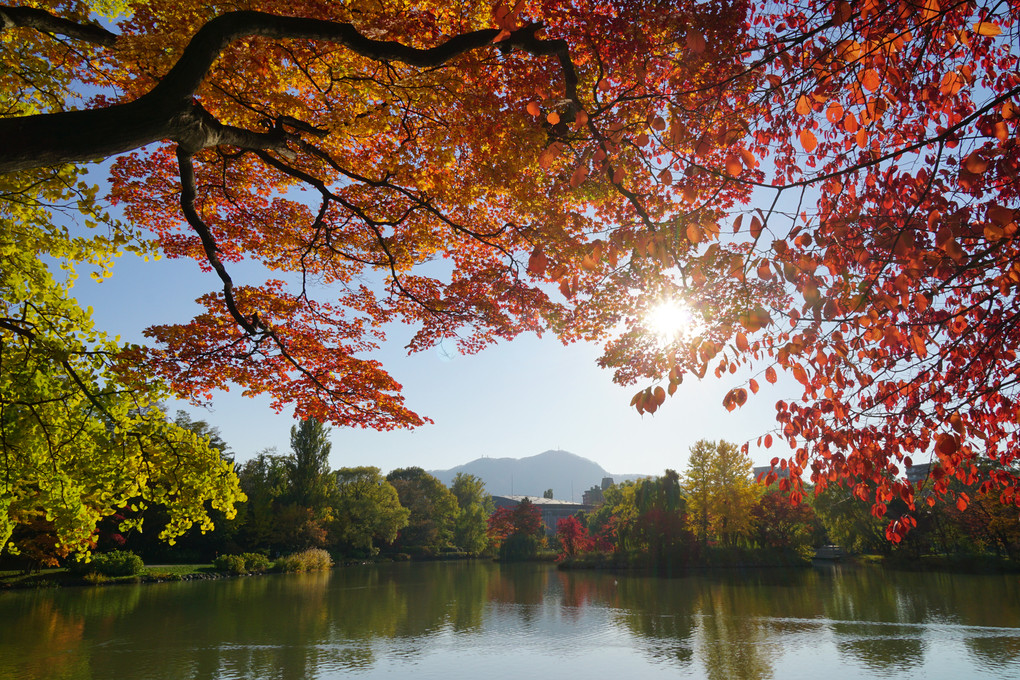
[1,561,1019,679]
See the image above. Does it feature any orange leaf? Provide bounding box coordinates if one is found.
[527,247,548,277]
[546,112,560,125]
[799,129,818,152]
[750,215,763,240]
[936,433,958,457]
[796,95,811,116]
[940,72,963,96]
[949,412,965,434]
[736,332,749,351]
[749,378,759,394]
[653,385,666,406]
[725,154,743,176]
[826,101,844,123]
[861,69,881,92]
[765,366,778,384]
[964,151,989,174]
[569,164,588,188]
[686,30,706,54]
[526,101,541,117]
[973,21,1002,36]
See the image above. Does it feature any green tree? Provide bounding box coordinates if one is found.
[235,450,289,552]
[0,3,242,556]
[285,417,333,510]
[385,467,458,554]
[748,487,821,552]
[450,473,492,555]
[813,484,888,555]
[330,467,408,557]
[606,471,696,568]
[543,488,554,499]
[174,410,231,462]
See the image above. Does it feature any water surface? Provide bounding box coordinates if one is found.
[2,562,1019,679]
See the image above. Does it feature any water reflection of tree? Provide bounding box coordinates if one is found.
[486,563,548,608]
[6,564,1020,678]
[692,576,780,680]
[819,567,1020,673]
[0,596,90,680]
[610,576,697,669]
[834,629,925,673]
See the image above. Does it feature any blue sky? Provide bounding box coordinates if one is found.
[69,239,796,488]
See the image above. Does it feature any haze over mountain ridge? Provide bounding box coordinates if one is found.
[428,449,649,501]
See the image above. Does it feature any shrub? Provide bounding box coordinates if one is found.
[240,552,271,573]
[72,550,145,577]
[214,554,248,574]
[498,534,540,562]
[275,548,333,573]
[213,552,272,574]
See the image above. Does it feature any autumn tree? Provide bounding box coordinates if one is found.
[174,410,232,462]
[487,497,545,561]
[555,515,592,558]
[606,470,697,568]
[682,440,758,547]
[4,0,1020,548]
[748,487,821,553]
[813,484,890,555]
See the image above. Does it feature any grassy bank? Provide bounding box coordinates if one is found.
[1,564,220,589]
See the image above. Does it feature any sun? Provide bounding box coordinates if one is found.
[644,300,700,343]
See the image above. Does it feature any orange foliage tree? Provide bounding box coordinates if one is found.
[3,0,1020,542]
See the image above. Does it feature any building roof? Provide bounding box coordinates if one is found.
[492,494,586,507]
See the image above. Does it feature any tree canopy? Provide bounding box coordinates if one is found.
[3,0,1020,547]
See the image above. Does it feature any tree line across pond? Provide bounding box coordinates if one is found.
[6,416,1019,572]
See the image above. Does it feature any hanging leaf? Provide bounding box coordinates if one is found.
[800,129,818,152]
[973,21,1002,36]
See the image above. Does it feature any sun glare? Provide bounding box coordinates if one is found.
[645,300,699,343]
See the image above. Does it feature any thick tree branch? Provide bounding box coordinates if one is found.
[176,149,258,336]
[0,11,579,172]
[0,5,118,46]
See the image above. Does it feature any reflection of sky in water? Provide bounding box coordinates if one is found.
[2,564,1020,679]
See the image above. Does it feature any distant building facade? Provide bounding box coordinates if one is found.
[491,495,589,535]
[581,477,614,507]
[753,465,790,483]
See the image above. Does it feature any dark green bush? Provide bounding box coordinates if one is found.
[214,552,272,574]
[240,552,271,573]
[498,534,540,562]
[214,554,248,574]
[72,550,145,577]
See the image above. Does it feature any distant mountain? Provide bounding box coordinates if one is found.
[428,450,648,501]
